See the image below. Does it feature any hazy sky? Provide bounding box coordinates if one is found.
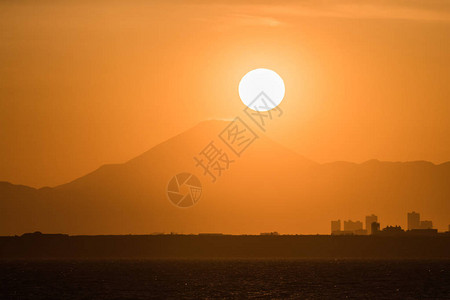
[1,0,449,188]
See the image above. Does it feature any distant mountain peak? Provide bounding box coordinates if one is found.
[1,121,449,235]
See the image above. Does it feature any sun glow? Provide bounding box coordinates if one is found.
[238,68,285,111]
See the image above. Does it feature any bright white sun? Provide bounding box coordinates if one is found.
[238,68,285,111]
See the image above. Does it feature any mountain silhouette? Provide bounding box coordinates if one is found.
[1,120,449,235]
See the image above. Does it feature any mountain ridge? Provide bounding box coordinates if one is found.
[1,120,449,235]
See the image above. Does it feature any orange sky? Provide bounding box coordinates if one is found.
[1,0,449,188]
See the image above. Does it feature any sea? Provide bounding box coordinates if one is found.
[0,259,449,299]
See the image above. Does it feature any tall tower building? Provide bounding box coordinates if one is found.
[365,214,378,235]
[407,211,420,230]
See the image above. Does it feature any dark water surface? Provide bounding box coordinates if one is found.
[0,259,449,299]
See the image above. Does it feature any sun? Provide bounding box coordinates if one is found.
[238,68,285,111]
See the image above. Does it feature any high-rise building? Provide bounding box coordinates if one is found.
[331,220,341,234]
[419,220,433,229]
[371,222,380,234]
[344,220,363,232]
[407,211,420,230]
[365,214,378,235]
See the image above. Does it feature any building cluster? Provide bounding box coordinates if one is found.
[331,211,441,236]
[331,214,378,235]
[260,232,280,236]
[407,211,433,230]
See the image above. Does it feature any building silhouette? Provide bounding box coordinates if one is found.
[330,212,439,236]
[344,220,363,232]
[365,214,378,235]
[330,220,366,235]
[419,220,433,229]
[371,222,380,234]
[331,220,341,234]
[260,232,279,236]
[380,225,405,236]
[407,211,420,230]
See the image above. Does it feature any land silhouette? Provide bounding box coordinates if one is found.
[1,120,449,235]
[1,233,450,259]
